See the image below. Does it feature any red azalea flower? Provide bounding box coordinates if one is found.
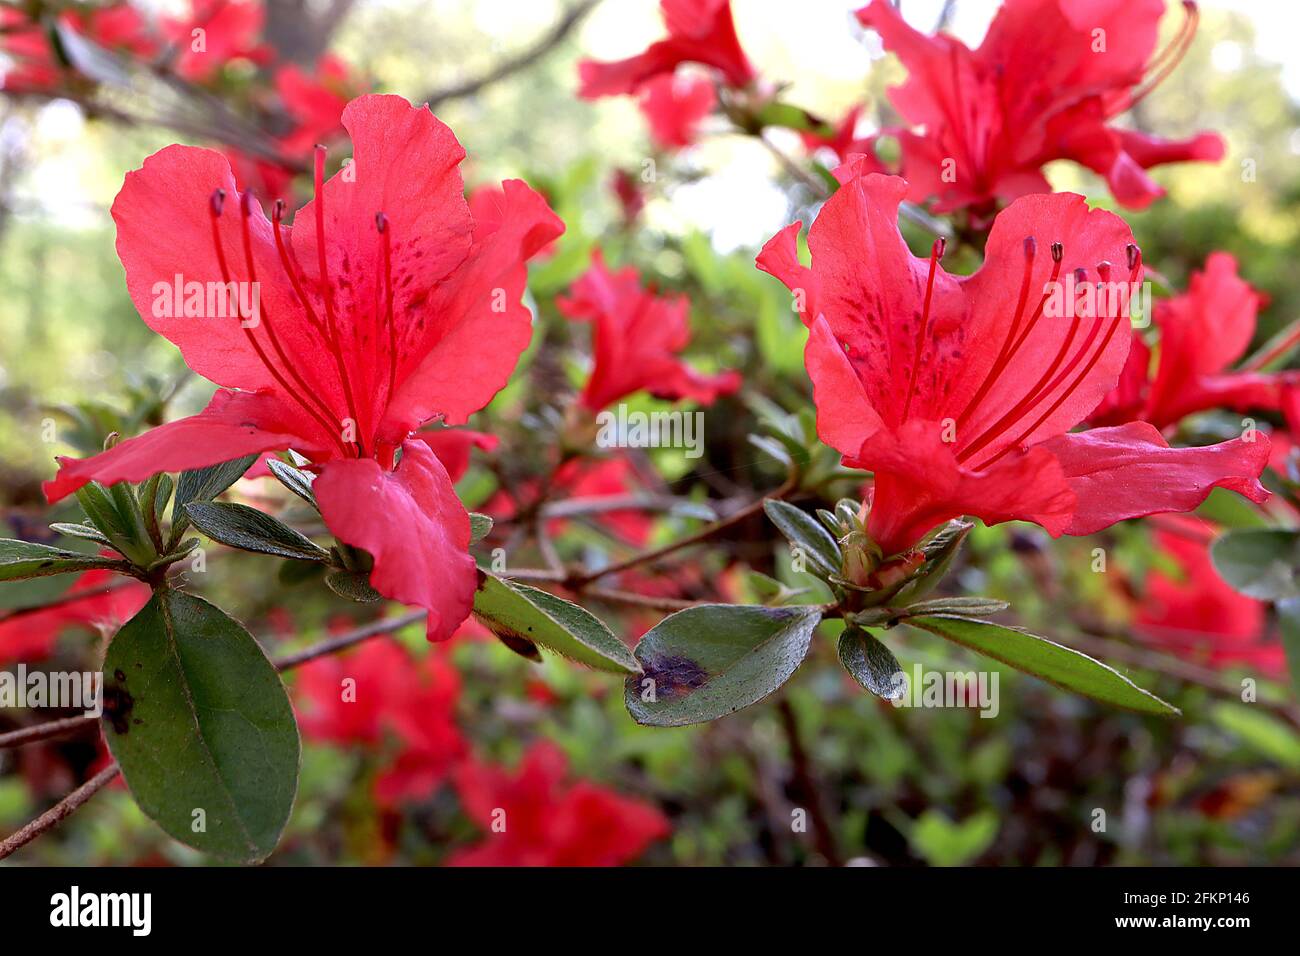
[294,639,465,802]
[448,742,669,867]
[409,427,499,483]
[43,94,564,642]
[799,105,886,169]
[294,638,414,746]
[856,0,1225,213]
[165,0,269,84]
[372,653,466,805]
[1091,253,1292,430]
[0,3,158,93]
[558,251,741,411]
[0,568,149,665]
[578,0,756,98]
[638,72,717,149]
[548,456,654,546]
[757,166,1268,556]
[275,53,362,157]
[610,168,647,226]
[1135,516,1283,676]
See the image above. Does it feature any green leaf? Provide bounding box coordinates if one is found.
[174,454,259,513]
[1196,486,1270,529]
[101,589,299,862]
[469,512,493,545]
[838,626,904,700]
[325,570,383,603]
[0,538,126,582]
[907,616,1179,715]
[75,482,153,565]
[49,522,112,547]
[266,458,318,508]
[753,100,816,132]
[850,596,1008,626]
[625,604,823,726]
[763,500,841,579]
[1210,529,1300,601]
[910,810,998,867]
[184,502,330,562]
[895,519,973,602]
[1211,702,1300,770]
[473,573,639,674]
[1278,597,1300,698]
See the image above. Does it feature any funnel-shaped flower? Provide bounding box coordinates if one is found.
[578,0,756,98]
[758,167,1268,555]
[44,94,564,641]
[856,0,1224,213]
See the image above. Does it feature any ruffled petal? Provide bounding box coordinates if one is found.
[1041,422,1271,536]
[313,439,475,642]
[112,144,312,396]
[955,191,1138,460]
[856,419,1075,555]
[384,178,563,433]
[805,316,884,457]
[755,221,818,326]
[410,428,499,483]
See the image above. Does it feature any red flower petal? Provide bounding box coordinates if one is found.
[558,252,739,410]
[385,178,563,434]
[44,389,311,503]
[578,0,755,97]
[1041,422,1271,536]
[313,439,474,642]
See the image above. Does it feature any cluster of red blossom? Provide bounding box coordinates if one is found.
[0,0,361,199]
[580,0,1294,673]
[293,632,669,866]
[3,0,1298,861]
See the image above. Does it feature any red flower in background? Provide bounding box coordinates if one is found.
[165,0,269,83]
[0,3,157,93]
[1091,253,1293,429]
[578,0,756,98]
[558,252,740,411]
[548,456,654,546]
[639,73,717,149]
[0,568,149,665]
[448,742,669,866]
[274,52,362,156]
[43,94,564,642]
[856,0,1224,214]
[410,427,498,483]
[758,165,1268,556]
[1135,516,1284,676]
[294,638,466,804]
[800,105,885,169]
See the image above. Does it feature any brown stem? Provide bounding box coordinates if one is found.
[776,698,842,866]
[582,588,699,612]
[0,763,120,861]
[272,610,426,671]
[422,0,601,107]
[568,479,795,587]
[0,715,98,750]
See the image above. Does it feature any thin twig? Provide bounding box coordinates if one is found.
[271,610,426,671]
[0,715,98,750]
[0,763,120,861]
[423,0,600,108]
[569,479,796,587]
[776,698,842,866]
[582,588,699,612]
[540,494,718,519]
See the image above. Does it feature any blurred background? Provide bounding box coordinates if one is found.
[2,0,1299,866]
